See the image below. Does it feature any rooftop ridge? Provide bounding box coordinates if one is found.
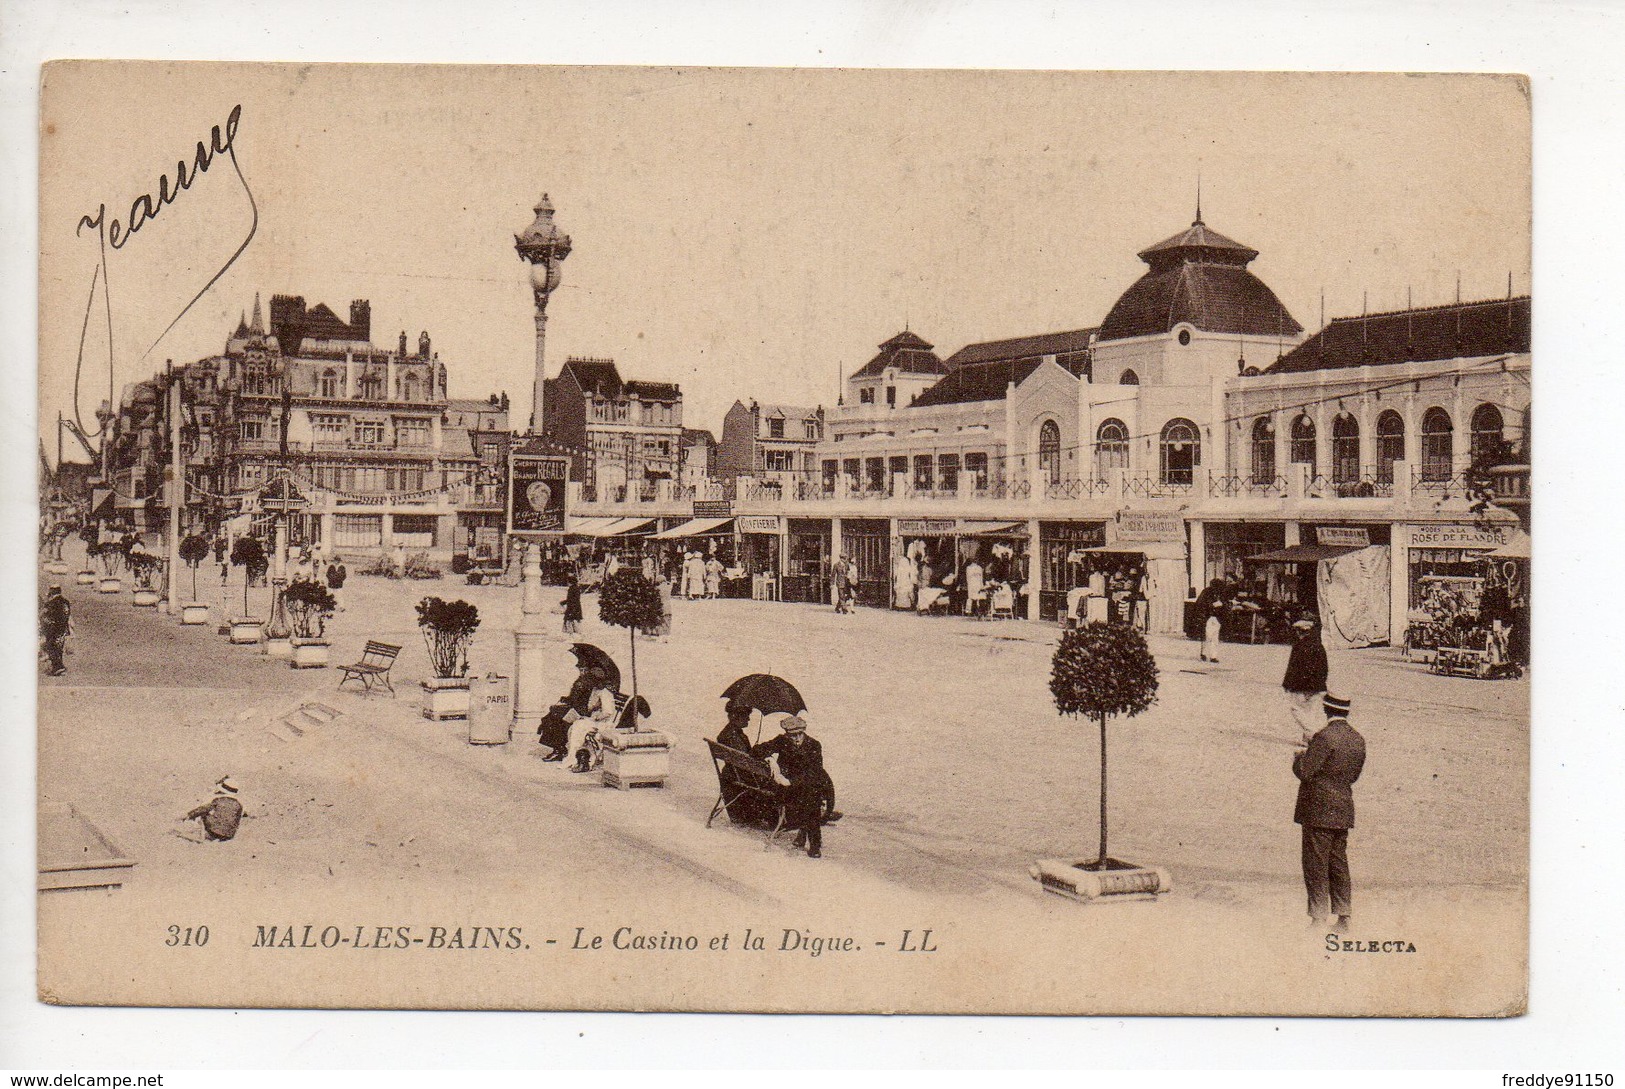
[1322,294,1531,325]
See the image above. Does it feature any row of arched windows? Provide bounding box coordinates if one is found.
[317,368,427,402]
[1039,417,1202,486]
[1250,404,1506,485]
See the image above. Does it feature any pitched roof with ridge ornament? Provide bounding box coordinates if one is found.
[850,331,950,379]
[1267,296,1530,374]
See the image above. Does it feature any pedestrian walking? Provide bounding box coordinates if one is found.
[1195,578,1226,662]
[704,555,723,599]
[1283,615,1329,742]
[832,553,852,613]
[40,585,71,677]
[1293,693,1366,932]
[325,555,347,611]
[682,550,704,599]
[561,574,584,634]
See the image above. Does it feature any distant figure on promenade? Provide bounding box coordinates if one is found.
[751,716,839,858]
[682,551,705,599]
[1293,694,1366,933]
[40,585,71,677]
[892,551,917,610]
[963,556,984,617]
[325,556,347,611]
[560,573,584,634]
[1283,616,1329,742]
[704,555,724,599]
[832,554,851,613]
[1195,578,1227,663]
[392,543,408,578]
[181,777,244,842]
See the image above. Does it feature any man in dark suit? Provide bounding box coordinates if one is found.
[1293,693,1366,931]
[1282,615,1329,742]
[753,716,833,858]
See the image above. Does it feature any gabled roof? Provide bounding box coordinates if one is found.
[941,328,1096,369]
[558,358,623,399]
[757,403,821,421]
[681,428,716,446]
[1267,297,1530,374]
[851,330,949,379]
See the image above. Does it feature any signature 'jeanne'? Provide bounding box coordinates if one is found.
[77,104,243,250]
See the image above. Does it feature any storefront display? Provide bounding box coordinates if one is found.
[897,518,1028,616]
[839,518,891,608]
[1038,521,1106,621]
[784,518,831,604]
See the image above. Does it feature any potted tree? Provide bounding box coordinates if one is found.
[228,536,268,644]
[177,533,211,624]
[1030,621,1172,903]
[416,596,480,720]
[128,549,162,607]
[75,525,98,585]
[284,577,337,668]
[93,539,127,593]
[596,568,673,788]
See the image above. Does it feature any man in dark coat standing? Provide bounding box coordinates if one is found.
[1283,615,1329,742]
[40,585,71,676]
[1293,693,1366,931]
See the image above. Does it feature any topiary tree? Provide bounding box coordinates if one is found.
[127,549,161,590]
[179,533,210,601]
[230,536,268,616]
[1050,621,1160,868]
[415,596,480,678]
[284,577,338,640]
[598,568,664,715]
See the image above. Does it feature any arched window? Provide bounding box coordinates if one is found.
[1095,418,1128,474]
[1037,419,1061,483]
[1118,369,1139,386]
[1376,410,1405,484]
[1159,418,1200,486]
[1331,414,1360,484]
[318,369,338,398]
[1251,417,1276,485]
[1421,407,1454,481]
[1290,414,1316,466]
[1470,404,1505,468]
[359,372,382,400]
[403,373,419,402]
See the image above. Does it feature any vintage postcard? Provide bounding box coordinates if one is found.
[36,63,1530,1014]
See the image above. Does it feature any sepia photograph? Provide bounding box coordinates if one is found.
[32,62,1532,1016]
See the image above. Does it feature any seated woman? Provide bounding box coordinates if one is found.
[716,700,773,825]
[537,661,599,761]
[568,686,652,773]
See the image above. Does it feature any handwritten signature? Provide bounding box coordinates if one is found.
[74,104,257,367]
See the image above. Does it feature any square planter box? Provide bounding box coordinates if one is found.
[75,570,96,586]
[291,639,330,669]
[44,561,71,576]
[229,618,264,644]
[97,577,122,594]
[1029,857,1173,904]
[180,603,211,625]
[600,728,673,790]
[421,677,472,720]
[132,588,160,607]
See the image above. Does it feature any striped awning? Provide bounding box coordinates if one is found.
[568,516,655,538]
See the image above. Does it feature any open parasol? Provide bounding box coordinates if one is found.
[569,643,621,690]
[721,673,807,717]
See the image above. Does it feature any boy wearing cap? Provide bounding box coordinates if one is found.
[752,716,831,858]
[1282,614,1329,743]
[1293,695,1366,932]
[182,777,245,842]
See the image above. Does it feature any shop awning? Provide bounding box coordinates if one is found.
[568,516,654,538]
[652,516,734,540]
[1248,544,1363,564]
[955,520,1027,537]
[1080,542,1188,560]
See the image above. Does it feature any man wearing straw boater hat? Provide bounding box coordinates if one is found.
[1293,694,1366,932]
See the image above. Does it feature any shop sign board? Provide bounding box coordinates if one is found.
[1043,521,1106,546]
[898,518,957,536]
[508,454,569,534]
[1115,510,1184,542]
[1315,526,1371,548]
[1408,523,1508,549]
[694,500,732,518]
[737,515,782,534]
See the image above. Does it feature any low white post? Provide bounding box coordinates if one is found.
[510,542,549,740]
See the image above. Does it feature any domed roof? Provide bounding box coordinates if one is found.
[1099,216,1301,342]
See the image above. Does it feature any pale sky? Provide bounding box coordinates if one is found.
[39,65,1529,452]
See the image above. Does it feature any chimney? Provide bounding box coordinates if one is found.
[349,299,371,341]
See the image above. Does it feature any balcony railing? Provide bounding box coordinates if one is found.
[1411,467,1472,495]
[1209,471,1289,499]
[1044,477,1113,501]
[1123,471,1195,499]
[1308,468,1395,499]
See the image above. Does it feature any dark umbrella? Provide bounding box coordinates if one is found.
[720,674,807,717]
[569,643,621,691]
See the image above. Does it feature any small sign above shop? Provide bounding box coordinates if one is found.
[737,515,782,534]
[1409,523,1509,548]
[694,499,732,518]
[1115,510,1184,542]
[898,519,958,536]
[1315,526,1371,548]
